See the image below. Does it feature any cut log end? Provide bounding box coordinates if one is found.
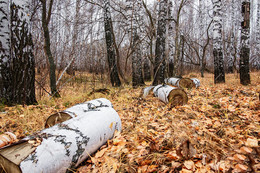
[168,89,188,107]
[179,78,196,89]
[45,112,72,128]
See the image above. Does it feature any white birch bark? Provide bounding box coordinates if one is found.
[191,78,200,88]
[167,0,174,77]
[153,84,188,105]
[213,0,225,83]
[45,98,113,127]
[256,0,260,61]
[0,106,121,173]
[0,0,11,98]
[164,77,181,87]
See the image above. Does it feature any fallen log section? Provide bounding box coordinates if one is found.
[45,98,113,128]
[0,100,121,173]
[153,85,188,106]
[191,78,200,88]
[144,85,188,107]
[165,77,199,89]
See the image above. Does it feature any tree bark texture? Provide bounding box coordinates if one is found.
[0,0,37,105]
[153,0,167,85]
[213,0,225,84]
[45,98,113,128]
[103,0,121,87]
[239,0,251,85]
[0,102,121,173]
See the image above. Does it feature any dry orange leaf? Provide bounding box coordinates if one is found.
[95,148,107,158]
[234,164,248,172]
[240,146,253,154]
[245,137,258,147]
[184,160,195,170]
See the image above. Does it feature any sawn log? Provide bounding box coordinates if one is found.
[153,85,188,106]
[165,77,197,89]
[0,100,121,173]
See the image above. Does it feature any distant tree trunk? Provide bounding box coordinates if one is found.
[40,0,60,97]
[254,1,260,69]
[240,0,250,85]
[167,0,174,77]
[103,0,121,87]
[173,0,185,77]
[132,29,144,87]
[213,0,225,84]
[67,0,81,76]
[227,0,236,73]
[179,35,185,76]
[0,0,37,105]
[126,0,145,87]
[143,57,151,81]
[153,0,167,85]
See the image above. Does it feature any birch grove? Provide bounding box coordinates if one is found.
[0,0,258,99]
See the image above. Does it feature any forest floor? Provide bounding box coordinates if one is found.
[0,72,259,173]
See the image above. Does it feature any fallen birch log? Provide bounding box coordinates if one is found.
[165,77,195,89]
[148,85,188,106]
[191,78,200,88]
[0,107,121,173]
[45,98,113,128]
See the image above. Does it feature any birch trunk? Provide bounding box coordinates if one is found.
[240,0,250,85]
[45,98,113,128]
[153,0,167,85]
[126,0,145,87]
[0,107,121,173]
[213,0,225,84]
[167,1,174,77]
[153,84,188,107]
[103,0,121,87]
[40,0,60,97]
[0,0,37,105]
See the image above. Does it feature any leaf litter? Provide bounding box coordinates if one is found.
[0,72,259,172]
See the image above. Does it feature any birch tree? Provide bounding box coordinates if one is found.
[240,0,250,85]
[212,0,225,83]
[39,0,60,97]
[126,0,145,87]
[103,0,121,87]
[255,0,260,69]
[0,0,37,105]
[153,0,167,85]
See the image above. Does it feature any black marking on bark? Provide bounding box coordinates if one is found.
[23,151,38,163]
[54,135,72,157]
[56,124,90,166]
[154,84,167,97]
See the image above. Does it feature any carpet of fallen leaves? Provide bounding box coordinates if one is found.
[0,72,260,173]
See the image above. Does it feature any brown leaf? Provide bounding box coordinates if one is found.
[245,137,258,147]
[233,154,247,162]
[183,160,195,170]
[240,146,253,154]
[234,164,248,172]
